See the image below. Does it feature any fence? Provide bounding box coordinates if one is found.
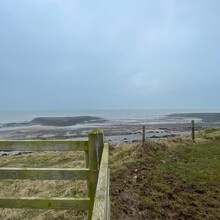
[142,120,197,144]
[0,128,110,220]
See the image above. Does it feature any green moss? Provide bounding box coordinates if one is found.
[89,129,104,134]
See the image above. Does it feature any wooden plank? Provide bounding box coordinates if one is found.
[0,168,90,180]
[88,129,104,219]
[0,197,90,210]
[0,140,88,151]
[92,142,109,220]
[107,168,110,220]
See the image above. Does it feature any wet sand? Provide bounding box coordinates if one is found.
[0,113,220,145]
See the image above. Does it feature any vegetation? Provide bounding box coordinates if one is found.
[0,151,88,220]
[0,128,220,219]
[110,129,220,219]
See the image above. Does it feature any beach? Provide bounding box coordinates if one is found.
[0,112,220,145]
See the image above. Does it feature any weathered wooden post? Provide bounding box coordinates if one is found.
[191,120,195,141]
[142,125,145,147]
[88,129,104,219]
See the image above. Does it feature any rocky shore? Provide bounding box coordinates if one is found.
[0,113,220,145]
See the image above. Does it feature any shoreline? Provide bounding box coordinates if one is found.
[0,122,220,145]
[0,113,220,146]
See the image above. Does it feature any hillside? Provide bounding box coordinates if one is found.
[110,129,220,219]
[0,129,219,219]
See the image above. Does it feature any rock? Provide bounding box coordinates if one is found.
[163,134,178,138]
[132,140,139,143]
[150,135,159,138]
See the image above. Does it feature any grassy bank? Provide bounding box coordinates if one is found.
[0,129,219,219]
[110,129,220,219]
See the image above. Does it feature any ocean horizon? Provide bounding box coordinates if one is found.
[1,109,220,132]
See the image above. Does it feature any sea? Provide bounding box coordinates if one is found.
[0,109,218,131]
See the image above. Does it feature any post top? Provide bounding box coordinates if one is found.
[89,129,104,134]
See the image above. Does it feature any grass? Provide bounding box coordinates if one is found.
[0,128,220,219]
[110,129,220,219]
[0,151,88,220]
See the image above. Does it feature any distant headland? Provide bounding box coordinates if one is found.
[3,116,105,127]
[168,113,220,122]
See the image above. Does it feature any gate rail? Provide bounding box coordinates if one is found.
[0,129,110,219]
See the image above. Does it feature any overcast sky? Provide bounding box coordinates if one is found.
[0,0,220,110]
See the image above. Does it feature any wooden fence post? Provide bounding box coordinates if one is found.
[142,125,145,147]
[191,120,195,141]
[88,129,104,219]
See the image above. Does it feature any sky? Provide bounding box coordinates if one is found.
[0,0,220,110]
